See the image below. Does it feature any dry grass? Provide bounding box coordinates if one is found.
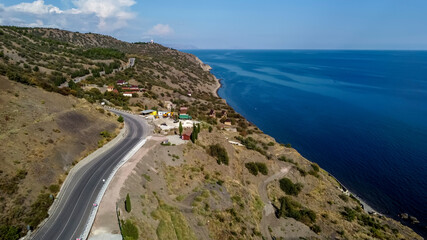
[0,76,119,234]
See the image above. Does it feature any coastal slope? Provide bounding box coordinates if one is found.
[0,26,422,240]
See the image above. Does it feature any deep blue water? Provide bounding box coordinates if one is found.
[185,50,427,236]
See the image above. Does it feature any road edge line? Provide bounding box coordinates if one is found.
[79,129,148,240]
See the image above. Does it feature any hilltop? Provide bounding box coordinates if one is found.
[0,26,422,240]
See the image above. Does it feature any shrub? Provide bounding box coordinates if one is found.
[297,167,307,176]
[278,155,294,164]
[208,126,213,133]
[311,224,321,233]
[100,130,111,138]
[279,178,303,196]
[311,163,320,172]
[208,144,229,165]
[245,162,268,176]
[121,219,139,240]
[245,162,258,176]
[79,48,125,60]
[125,193,131,213]
[339,194,349,202]
[235,136,268,156]
[308,170,319,178]
[277,197,316,225]
[0,225,21,240]
[340,207,356,221]
[117,115,124,123]
[25,192,54,228]
[48,184,60,194]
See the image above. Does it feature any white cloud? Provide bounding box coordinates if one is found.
[147,24,174,37]
[71,0,135,19]
[7,0,63,14]
[27,19,45,27]
[1,0,136,31]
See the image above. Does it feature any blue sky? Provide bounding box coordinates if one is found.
[1,0,427,49]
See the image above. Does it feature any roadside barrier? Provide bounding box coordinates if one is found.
[79,112,147,240]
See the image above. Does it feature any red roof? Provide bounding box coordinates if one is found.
[181,132,191,140]
[180,107,188,114]
[122,87,139,90]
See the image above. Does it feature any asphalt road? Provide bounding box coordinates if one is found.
[32,111,149,240]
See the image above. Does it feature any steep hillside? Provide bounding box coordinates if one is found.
[0,76,120,238]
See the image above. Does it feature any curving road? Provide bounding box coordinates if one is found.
[32,110,149,240]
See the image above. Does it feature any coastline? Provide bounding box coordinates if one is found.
[196,56,379,215]
[194,56,222,98]
[192,54,425,238]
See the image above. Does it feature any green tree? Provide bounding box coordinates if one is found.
[193,123,199,140]
[117,115,124,123]
[68,80,77,90]
[125,193,131,212]
[190,130,196,143]
[208,126,213,133]
[179,121,183,136]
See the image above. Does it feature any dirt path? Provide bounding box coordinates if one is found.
[258,166,291,239]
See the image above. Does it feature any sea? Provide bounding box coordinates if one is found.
[185,50,427,237]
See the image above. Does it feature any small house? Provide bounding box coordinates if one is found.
[182,131,191,141]
[117,80,127,86]
[122,85,139,91]
[107,86,114,92]
[179,107,188,114]
[209,109,215,118]
[141,110,155,115]
[222,110,227,118]
[123,93,133,97]
[158,111,168,117]
[224,119,232,126]
[179,114,192,120]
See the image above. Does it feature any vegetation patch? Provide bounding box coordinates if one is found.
[121,219,139,240]
[78,47,125,60]
[208,144,229,165]
[244,162,268,176]
[277,196,317,226]
[25,192,54,228]
[235,136,267,156]
[117,115,124,123]
[279,177,303,196]
[278,155,294,164]
[151,202,197,240]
